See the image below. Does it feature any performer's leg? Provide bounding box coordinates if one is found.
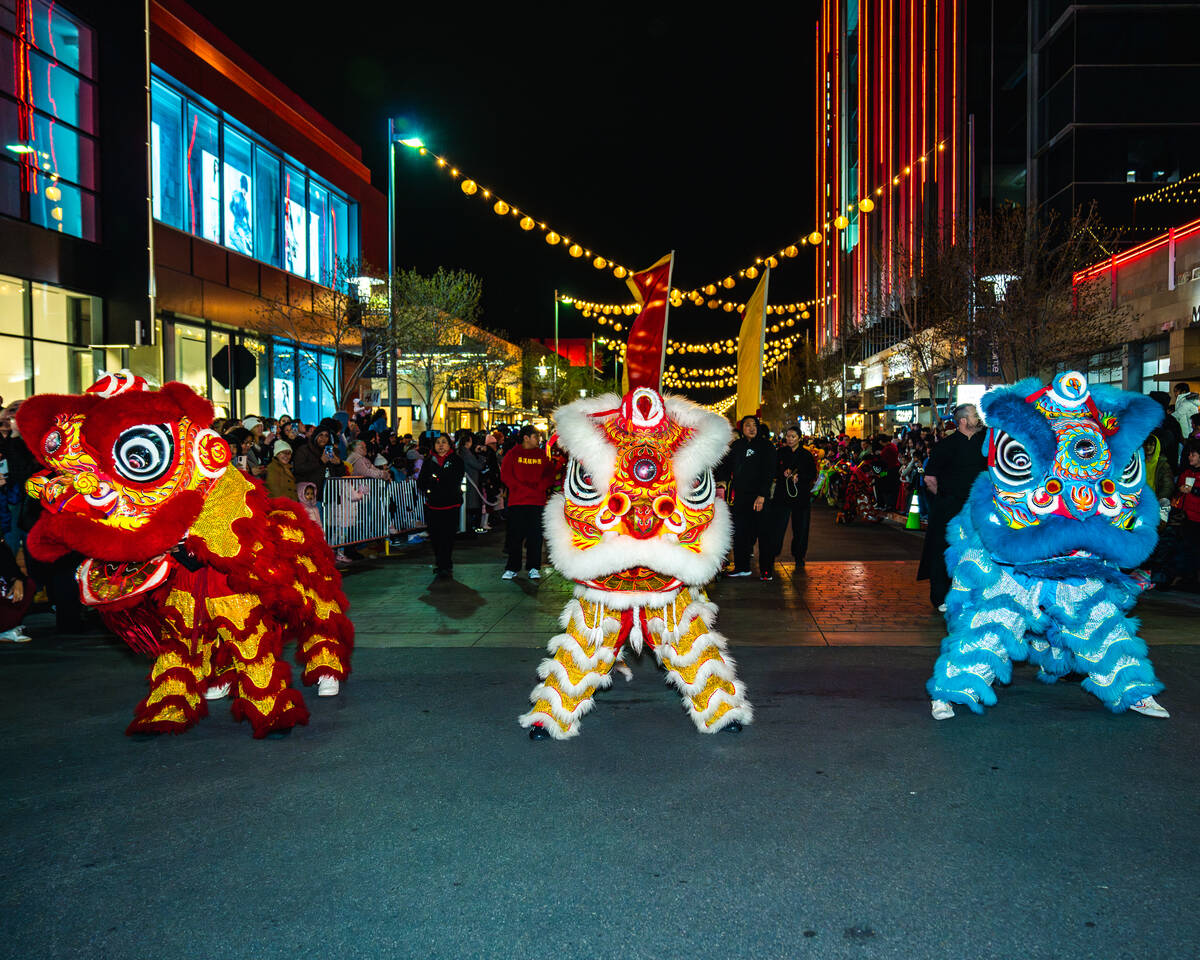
[731,503,754,571]
[1067,617,1165,713]
[651,589,753,733]
[518,597,620,739]
[926,594,1028,715]
[126,591,215,735]
[205,591,310,737]
[525,505,544,570]
[791,500,811,561]
[505,506,526,572]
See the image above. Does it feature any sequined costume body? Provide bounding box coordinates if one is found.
[18,372,353,737]
[927,371,1164,714]
[519,387,752,739]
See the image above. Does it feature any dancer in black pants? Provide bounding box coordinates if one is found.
[417,433,465,577]
[760,426,817,580]
[716,415,775,577]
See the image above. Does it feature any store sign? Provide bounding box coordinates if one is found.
[893,408,915,424]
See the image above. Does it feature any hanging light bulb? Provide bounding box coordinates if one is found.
[784,245,799,258]
[613,265,627,279]
[858,198,875,213]
[545,231,561,245]
[745,266,759,280]
[520,216,535,231]
[766,256,778,269]
[722,276,735,289]
[834,215,849,230]
[461,179,478,195]
[808,231,823,245]
[568,243,583,258]
[593,256,607,270]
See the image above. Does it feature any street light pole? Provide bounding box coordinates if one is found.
[553,289,559,401]
[387,118,397,429]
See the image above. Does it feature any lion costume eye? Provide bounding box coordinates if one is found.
[565,457,602,505]
[993,431,1033,485]
[113,424,175,483]
[1119,451,1143,486]
[683,469,715,507]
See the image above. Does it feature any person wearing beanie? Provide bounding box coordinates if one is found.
[242,415,263,438]
[266,439,296,500]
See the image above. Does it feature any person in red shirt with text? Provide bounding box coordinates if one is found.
[500,425,557,580]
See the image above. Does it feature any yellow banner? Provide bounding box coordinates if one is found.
[736,268,769,420]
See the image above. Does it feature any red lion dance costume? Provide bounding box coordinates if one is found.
[519,386,753,739]
[18,371,353,738]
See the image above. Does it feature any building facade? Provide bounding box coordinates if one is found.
[1,0,387,423]
[1073,218,1200,395]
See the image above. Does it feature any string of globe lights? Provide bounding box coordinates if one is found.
[401,137,947,292]
[561,293,829,320]
[661,335,803,391]
[703,395,738,416]
[1133,172,1200,207]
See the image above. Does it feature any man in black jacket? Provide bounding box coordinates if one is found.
[717,415,776,577]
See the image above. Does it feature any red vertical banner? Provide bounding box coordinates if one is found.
[623,252,674,391]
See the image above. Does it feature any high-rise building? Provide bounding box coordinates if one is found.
[812,0,962,354]
[1028,1,1200,235]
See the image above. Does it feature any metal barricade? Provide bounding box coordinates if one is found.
[321,476,426,548]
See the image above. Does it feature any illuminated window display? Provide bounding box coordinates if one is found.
[0,1,98,241]
[0,274,100,401]
[150,73,358,284]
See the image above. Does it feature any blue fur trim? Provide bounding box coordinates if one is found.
[980,390,1057,466]
[1090,385,1162,470]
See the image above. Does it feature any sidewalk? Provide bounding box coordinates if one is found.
[338,508,1200,649]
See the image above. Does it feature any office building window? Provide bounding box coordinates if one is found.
[150,72,358,285]
[151,82,185,228]
[0,0,98,241]
[0,273,99,401]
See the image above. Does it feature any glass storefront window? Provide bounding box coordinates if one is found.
[320,351,337,414]
[254,149,280,266]
[0,275,25,336]
[32,341,90,394]
[185,104,220,243]
[308,180,328,284]
[24,50,96,134]
[210,328,230,414]
[272,342,296,418]
[31,282,91,344]
[237,337,269,416]
[330,193,349,270]
[222,128,253,256]
[151,81,184,229]
[0,334,31,400]
[0,158,18,219]
[26,112,96,190]
[298,349,319,424]
[175,322,209,399]
[283,165,306,277]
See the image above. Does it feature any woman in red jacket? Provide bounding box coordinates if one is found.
[499,425,556,580]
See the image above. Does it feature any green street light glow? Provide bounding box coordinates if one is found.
[398,137,424,148]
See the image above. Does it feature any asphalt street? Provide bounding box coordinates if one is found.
[2,508,1198,960]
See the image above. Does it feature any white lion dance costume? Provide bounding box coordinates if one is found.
[518,387,753,740]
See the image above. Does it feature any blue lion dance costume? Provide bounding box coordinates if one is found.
[927,371,1168,720]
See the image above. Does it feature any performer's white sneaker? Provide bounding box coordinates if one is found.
[930,699,955,720]
[501,570,517,580]
[1130,696,1169,718]
[204,681,232,700]
[528,568,541,580]
[316,676,341,697]
[0,627,31,643]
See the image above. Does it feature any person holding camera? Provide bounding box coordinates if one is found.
[293,420,347,499]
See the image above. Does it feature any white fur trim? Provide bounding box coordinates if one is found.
[663,393,734,488]
[552,393,622,490]
[545,494,732,586]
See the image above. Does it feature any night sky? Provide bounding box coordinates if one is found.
[193,3,823,357]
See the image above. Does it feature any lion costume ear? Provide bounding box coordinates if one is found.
[16,393,103,466]
[1090,384,1162,472]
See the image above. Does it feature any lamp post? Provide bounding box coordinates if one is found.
[553,289,560,401]
[387,118,424,429]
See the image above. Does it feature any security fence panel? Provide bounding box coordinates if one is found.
[321,477,426,548]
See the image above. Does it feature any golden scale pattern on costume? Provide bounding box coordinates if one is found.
[301,646,344,678]
[189,470,255,558]
[205,592,259,632]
